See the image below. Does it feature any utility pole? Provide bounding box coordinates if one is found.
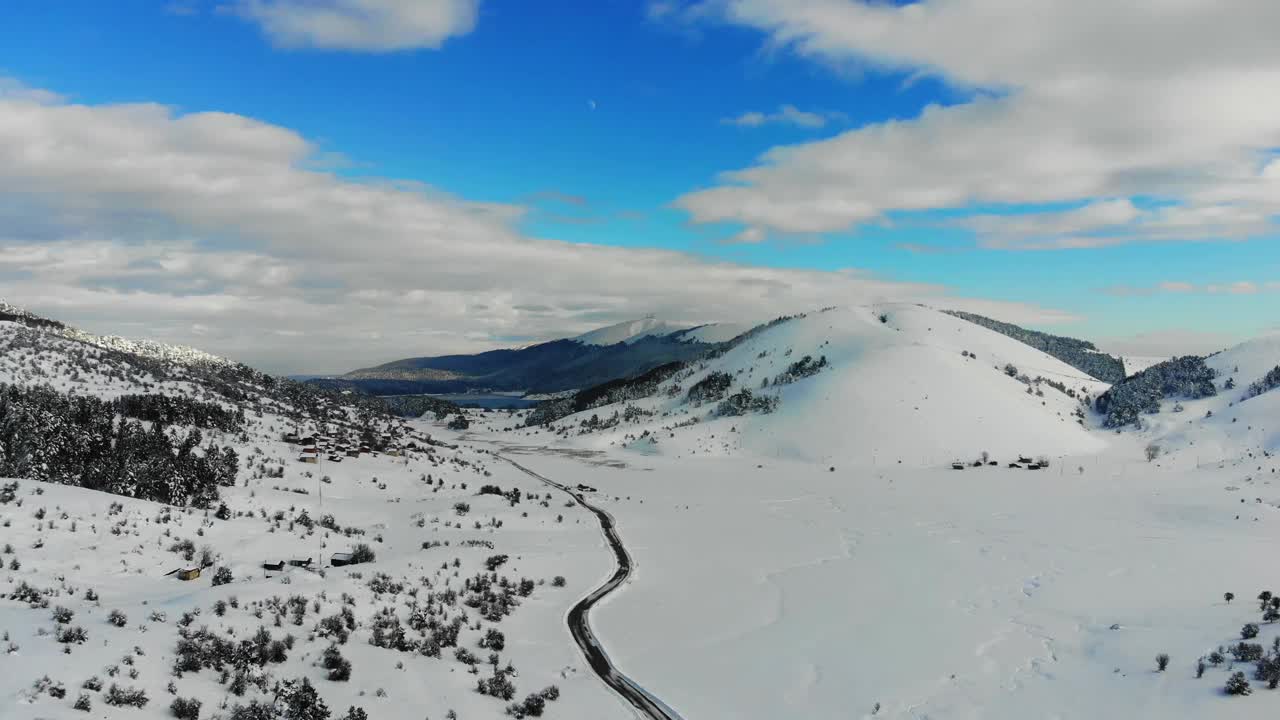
[316,431,323,570]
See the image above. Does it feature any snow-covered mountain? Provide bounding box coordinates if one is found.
[571,318,691,346]
[338,318,738,395]
[6,300,1280,720]
[528,304,1114,465]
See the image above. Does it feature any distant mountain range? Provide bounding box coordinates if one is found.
[316,318,748,396]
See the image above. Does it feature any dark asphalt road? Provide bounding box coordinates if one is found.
[498,454,685,720]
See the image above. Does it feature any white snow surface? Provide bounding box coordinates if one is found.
[0,319,621,720]
[670,322,749,344]
[1133,331,1280,465]
[571,317,690,346]
[0,299,232,369]
[6,303,1280,720]
[553,304,1113,466]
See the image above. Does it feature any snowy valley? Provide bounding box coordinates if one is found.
[3,302,1280,720]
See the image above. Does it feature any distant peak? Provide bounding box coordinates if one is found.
[571,318,691,346]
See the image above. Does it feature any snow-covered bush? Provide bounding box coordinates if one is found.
[349,543,376,564]
[686,371,734,405]
[170,696,202,719]
[104,684,149,708]
[1226,671,1251,695]
[323,645,352,681]
[714,388,778,417]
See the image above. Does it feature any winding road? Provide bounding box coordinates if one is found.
[497,453,685,720]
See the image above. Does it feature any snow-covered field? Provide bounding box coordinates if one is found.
[455,440,1279,720]
[4,302,1280,719]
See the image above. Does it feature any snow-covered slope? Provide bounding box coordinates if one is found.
[542,304,1112,466]
[1135,333,1280,464]
[571,317,691,346]
[0,306,622,720]
[0,299,232,369]
[671,322,749,344]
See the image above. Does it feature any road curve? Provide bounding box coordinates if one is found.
[497,454,685,720]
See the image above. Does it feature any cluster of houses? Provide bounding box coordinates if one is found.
[951,455,1049,471]
[284,429,415,464]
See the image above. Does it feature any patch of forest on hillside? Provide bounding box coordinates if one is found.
[0,384,239,507]
[525,362,685,427]
[943,310,1126,383]
[1095,356,1218,427]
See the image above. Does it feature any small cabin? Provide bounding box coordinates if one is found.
[287,558,314,568]
[298,453,318,464]
[283,432,299,443]
[177,567,201,581]
[346,449,360,458]
[330,552,354,567]
[385,448,402,457]
[950,462,966,470]
[1017,456,1033,464]
[262,561,284,573]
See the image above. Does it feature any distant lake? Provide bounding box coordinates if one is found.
[426,393,541,410]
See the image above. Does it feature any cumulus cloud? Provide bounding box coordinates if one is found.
[232,0,480,51]
[721,105,845,129]
[669,0,1280,248]
[0,79,1073,373]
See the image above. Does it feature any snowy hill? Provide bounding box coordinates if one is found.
[0,299,232,369]
[7,300,1280,720]
[1125,333,1280,464]
[527,304,1112,466]
[669,322,749,344]
[571,318,690,346]
[571,318,750,346]
[0,305,622,720]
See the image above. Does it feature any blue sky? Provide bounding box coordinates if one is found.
[0,1,1277,371]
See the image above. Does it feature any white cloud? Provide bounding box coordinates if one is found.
[1102,280,1278,297]
[232,0,480,51]
[0,79,1073,373]
[670,0,1280,247]
[722,104,845,129]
